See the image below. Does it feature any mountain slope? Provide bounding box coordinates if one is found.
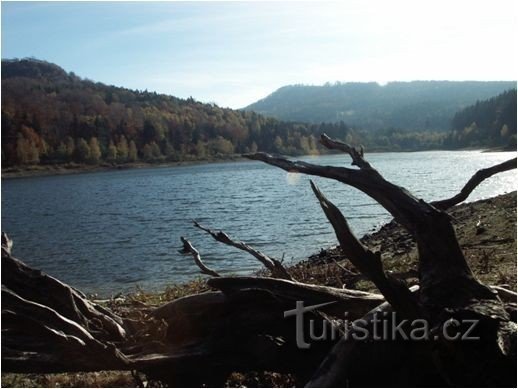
[1,58,352,167]
[245,81,516,131]
[446,89,517,148]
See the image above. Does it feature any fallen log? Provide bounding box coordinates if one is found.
[2,252,126,342]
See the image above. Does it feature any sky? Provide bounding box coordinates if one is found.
[1,1,516,108]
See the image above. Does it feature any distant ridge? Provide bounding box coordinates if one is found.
[244,81,516,131]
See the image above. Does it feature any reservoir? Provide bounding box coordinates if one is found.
[2,150,515,296]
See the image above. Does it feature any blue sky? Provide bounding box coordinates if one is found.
[1,1,516,108]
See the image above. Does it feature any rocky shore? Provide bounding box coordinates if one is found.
[291,191,516,293]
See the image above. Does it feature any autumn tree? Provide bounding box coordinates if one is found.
[128,140,138,162]
[88,137,102,164]
[106,140,118,162]
[64,136,75,160]
[142,143,153,161]
[116,135,129,162]
[16,136,31,165]
[75,138,91,163]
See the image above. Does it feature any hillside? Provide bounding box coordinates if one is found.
[245,81,516,131]
[2,59,516,171]
[1,58,352,168]
[446,89,517,149]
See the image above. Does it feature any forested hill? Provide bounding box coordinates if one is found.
[245,81,516,131]
[2,58,351,167]
[446,89,517,149]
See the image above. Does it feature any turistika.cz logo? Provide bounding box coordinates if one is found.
[284,301,480,349]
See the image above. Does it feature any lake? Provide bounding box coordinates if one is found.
[1,150,516,296]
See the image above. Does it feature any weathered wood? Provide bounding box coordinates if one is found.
[306,286,444,387]
[1,246,379,384]
[2,286,130,373]
[193,220,293,280]
[491,285,518,303]
[310,180,420,319]
[1,250,126,342]
[180,236,221,277]
[247,135,516,387]
[207,276,384,317]
[244,137,495,306]
[133,283,346,386]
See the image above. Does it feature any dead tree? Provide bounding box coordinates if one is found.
[1,136,516,387]
[246,136,517,386]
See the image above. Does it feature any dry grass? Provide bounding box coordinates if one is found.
[1,372,135,388]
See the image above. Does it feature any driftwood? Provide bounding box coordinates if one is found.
[2,134,516,387]
[245,136,517,387]
[193,220,293,280]
[180,236,221,277]
[1,253,129,373]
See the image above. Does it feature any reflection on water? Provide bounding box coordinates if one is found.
[2,150,516,296]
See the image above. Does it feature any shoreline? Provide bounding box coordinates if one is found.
[2,146,509,180]
[0,156,248,180]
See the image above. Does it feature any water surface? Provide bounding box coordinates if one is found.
[2,150,515,296]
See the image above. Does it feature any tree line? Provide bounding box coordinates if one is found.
[445,89,517,149]
[2,59,352,167]
[2,59,516,168]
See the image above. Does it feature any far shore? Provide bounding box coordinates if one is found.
[2,146,513,180]
[0,156,248,180]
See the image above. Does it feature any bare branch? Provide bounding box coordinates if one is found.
[193,221,293,280]
[319,133,372,169]
[244,144,481,299]
[432,157,517,210]
[207,276,384,318]
[310,180,420,318]
[491,285,518,303]
[180,236,221,278]
[2,231,13,256]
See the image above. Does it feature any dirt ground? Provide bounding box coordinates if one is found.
[291,191,517,293]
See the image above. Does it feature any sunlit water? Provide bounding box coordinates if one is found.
[2,150,516,296]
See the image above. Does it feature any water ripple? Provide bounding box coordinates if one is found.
[2,151,515,296]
